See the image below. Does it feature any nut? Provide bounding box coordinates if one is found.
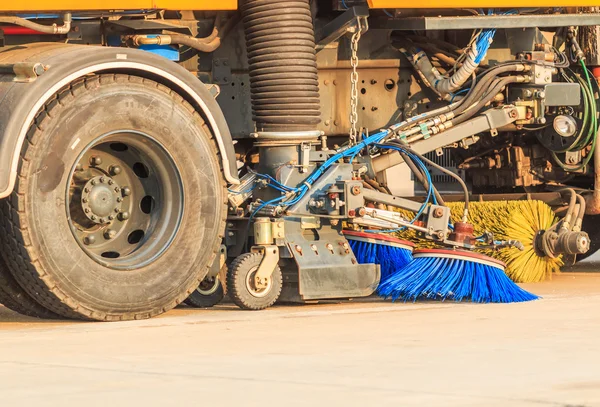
[433,207,444,218]
[351,185,361,196]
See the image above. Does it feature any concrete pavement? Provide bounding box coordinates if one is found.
[0,272,599,407]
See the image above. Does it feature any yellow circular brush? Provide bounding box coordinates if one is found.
[395,200,563,283]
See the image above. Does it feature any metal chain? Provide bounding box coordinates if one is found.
[349,17,367,145]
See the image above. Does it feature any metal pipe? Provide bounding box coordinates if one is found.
[0,13,71,35]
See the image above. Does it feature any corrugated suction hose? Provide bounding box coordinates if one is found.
[241,0,321,132]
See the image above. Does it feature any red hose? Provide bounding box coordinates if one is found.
[0,26,47,35]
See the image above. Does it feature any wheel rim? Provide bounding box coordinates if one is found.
[245,266,272,298]
[197,276,220,296]
[66,130,184,270]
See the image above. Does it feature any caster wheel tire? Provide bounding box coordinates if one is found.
[185,266,227,308]
[227,252,282,311]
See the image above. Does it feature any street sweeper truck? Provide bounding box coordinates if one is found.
[0,1,597,320]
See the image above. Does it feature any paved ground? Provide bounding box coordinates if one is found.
[0,273,599,407]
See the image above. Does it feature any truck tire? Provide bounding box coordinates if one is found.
[0,74,226,321]
[184,265,227,308]
[0,253,59,319]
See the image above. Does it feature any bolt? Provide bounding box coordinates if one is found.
[333,120,339,126]
[104,229,117,240]
[433,207,444,218]
[509,110,518,119]
[109,165,122,175]
[330,219,339,226]
[348,209,356,217]
[122,187,131,196]
[545,76,551,82]
[84,208,90,213]
[99,177,105,183]
[82,198,88,203]
[324,120,331,126]
[214,60,220,66]
[108,215,114,221]
[227,231,234,237]
[90,156,102,166]
[108,179,114,185]
[116,197,123,203]
[324,79,330,85]
[119,211,130,221]
[333,80,338,86]
[99,218,105,224]
[227,223,234,228]
[83,236,96,245]
[75,163,83,171]
[310,244,318,251]
[370,79,377,85]
[295,245,303,254]
[114,208,120,213]
[351,185,361,196]
[115,187,121,193]
[371,106,378,111]
[90,215,96,221]
[84,187,89,193]
[91,180,97,186]
[523,89,533,98]
[536,117,547,124]
[357,207,366,217]
[535,91,545,99]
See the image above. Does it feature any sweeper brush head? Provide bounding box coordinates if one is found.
[378,248,539,303]
[344,231,415,284]
[395,200,562,283]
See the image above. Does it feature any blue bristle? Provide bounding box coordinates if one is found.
[378,255,539,303]
[348,239,413,284]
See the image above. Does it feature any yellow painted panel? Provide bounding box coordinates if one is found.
[369,0,599,7]
[0,0,237,12]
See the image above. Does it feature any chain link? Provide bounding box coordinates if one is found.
[348,17,363,145]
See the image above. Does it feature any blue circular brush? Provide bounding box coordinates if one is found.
[378,248,539,303]
[344,231,414,285]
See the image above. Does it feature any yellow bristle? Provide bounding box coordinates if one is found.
[394,200,562,283]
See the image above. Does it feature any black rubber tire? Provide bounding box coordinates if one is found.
[227,252,282,311]
[184,271,226,308]
[0,74,226,321]
[0,252,59,319]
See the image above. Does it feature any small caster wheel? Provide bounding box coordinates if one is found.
[227,252,282,310]
[185,276,225,309]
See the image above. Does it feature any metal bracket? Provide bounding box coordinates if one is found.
[0,63,46,83]
[204,83,221,99]
[315,6,370,47]
[251,245,280,290]
[300,143,311,173]
[212,58,232,85]
[206,244,227,279]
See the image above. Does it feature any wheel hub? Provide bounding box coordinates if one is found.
[81,176,122,224]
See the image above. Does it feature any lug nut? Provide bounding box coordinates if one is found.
[119,211,130,221]
[108,179,114,185]
[84,208,90,213]
[104,229,117,240]
[109,165,122,175]
[115,187,121,193]
[90,215,96,221]
[82,198,88,203]
[83,236,96,245]
[116,197,122,203]
[99,177,105,183]
[91,180,97,186]
[84,188,90,193]
[90,156,102,166]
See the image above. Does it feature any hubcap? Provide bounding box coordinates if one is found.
[245,266,272,298]
[66,131,184,270]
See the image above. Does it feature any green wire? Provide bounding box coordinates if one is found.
[551,60,598,172]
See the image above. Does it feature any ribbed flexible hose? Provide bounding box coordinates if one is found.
[241,0,321,131]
